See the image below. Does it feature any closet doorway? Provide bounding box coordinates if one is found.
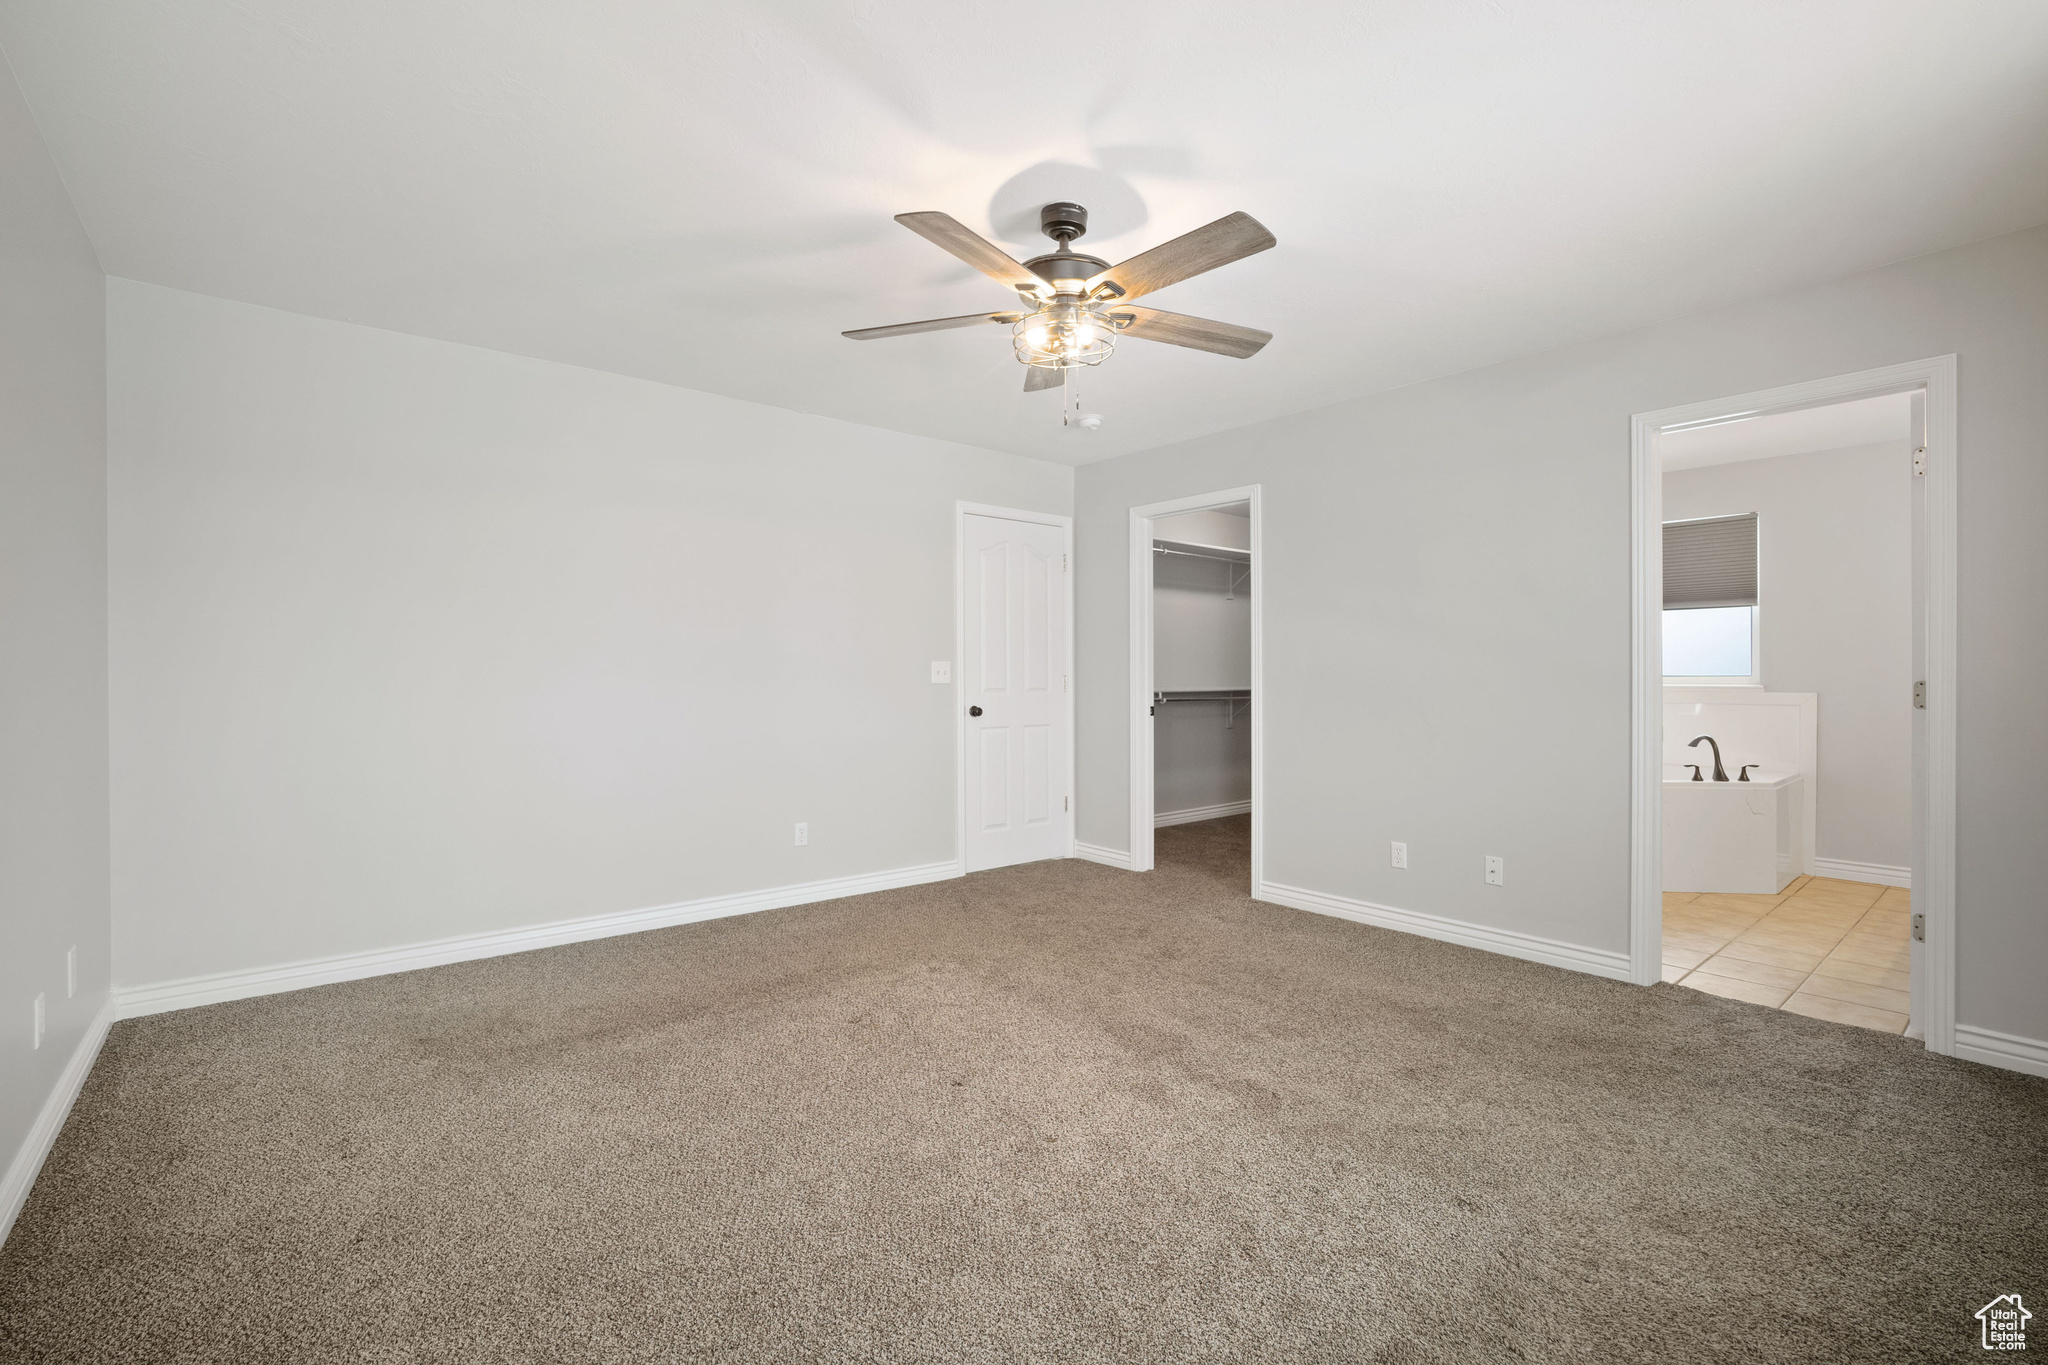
[1126,486,1262,886]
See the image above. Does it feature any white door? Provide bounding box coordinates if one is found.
[963,513,1069,872]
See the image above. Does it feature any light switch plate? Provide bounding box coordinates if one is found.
[930,661,952,683]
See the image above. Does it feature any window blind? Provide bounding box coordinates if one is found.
[1664,513,1757,609]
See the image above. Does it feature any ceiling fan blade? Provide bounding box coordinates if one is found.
[1089,212,1275,302]
[1023,365,1063,392]
[894,212,1044,293]
[1109,305,1271,358]
[842,311,1022,341]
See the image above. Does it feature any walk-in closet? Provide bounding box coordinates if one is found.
[1151,504,1252,826]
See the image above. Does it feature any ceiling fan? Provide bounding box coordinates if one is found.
[843,202,1275,423]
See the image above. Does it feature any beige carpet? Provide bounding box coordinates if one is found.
[3,816,2042,1362]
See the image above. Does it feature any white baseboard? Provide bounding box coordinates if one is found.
[1953,1024,2048,1080]
[1810,857,1912,888]
[1072,842,1134,869]
[1255,880,1633,983]
[2,996,114,1248]
[1154,800,1252,828]
[113,859,961,1020]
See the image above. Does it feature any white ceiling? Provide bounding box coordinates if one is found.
[1660,392,1912,471]
[4,2,2045,465]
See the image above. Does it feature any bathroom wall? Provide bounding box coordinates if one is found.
[1664,441,1912,874]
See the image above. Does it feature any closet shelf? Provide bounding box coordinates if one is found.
[1154,688,1252,728]
[1153,537,1250,565]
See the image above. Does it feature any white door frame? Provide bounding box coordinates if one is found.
[1127,485,1263,884]
[956,502,1075,869]
[1629,357,1958,1054]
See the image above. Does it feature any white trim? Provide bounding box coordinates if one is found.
[1257,880,1633,983]
[113,859,961,1020]
[1,996,114,1248]
[1631,356,1958,1058]
[955,503,1076,870]
[1155,799,1252,828]
[1127,508,1155,873]
[1072,842,1135,869]
[1811,857,1912,889]
[1128,486,1263,885]
[1953,1025,2048,1080]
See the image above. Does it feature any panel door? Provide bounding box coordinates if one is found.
[962,514,1069,872]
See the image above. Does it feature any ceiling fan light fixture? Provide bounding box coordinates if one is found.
[848,202,1275,412]
[1013,301,1116,369]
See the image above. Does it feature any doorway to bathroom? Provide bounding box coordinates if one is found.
[1630,358,1958,1054]
[1124,486,1262,891]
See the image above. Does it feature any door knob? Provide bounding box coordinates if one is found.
[969,706,983,717]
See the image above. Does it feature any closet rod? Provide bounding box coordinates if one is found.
[1153,545,1249,566]
[1153,689,1252,728]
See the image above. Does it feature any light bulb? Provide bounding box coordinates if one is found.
[1027,326,1051,350]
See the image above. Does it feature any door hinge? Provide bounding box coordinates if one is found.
[1913,680,1926,709]
[1064,795,1069,811]
[1062,553,1067,572]
[1064,673,1068,692]
[1912,912,1925,942]
[1912,446,1927,476]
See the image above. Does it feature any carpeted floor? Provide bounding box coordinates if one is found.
[2,816,2042,1363]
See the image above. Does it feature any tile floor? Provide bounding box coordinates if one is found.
[1663,876,1912,1033]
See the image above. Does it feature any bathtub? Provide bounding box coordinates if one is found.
[1662,770,1807,894]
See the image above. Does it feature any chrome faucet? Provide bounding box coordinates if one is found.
[1687,735,1729,781]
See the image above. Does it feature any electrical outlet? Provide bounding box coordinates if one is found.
[1391,841,1408,869]
[930,660,952,684]
[794,822,808,847]
[66,946,77,998]
[1484,855,1505,886]
[33,993,45,1050]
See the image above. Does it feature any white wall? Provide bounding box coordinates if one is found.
[1153,552,1251,692]
[108,280,1070,991]
[0,58,111,1235]
[1152,548,1251,817]
[1075,223,2048,1051]
[1153,508,1250,553]
[1665,442,1912,870]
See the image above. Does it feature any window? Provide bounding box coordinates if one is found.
[1664,513,1759,685]
[1664,604,1755,677]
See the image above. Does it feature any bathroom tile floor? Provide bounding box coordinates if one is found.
[1662,876,1912,1033]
